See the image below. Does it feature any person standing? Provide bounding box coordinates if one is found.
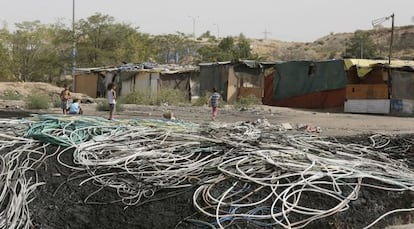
[208,88,221,120]
[107,83,117,120]
[60,84,71,114]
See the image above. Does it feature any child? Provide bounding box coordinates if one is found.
[107,83,117,120]
[208,88,221,120]
[60,84,71,114]
[68,98,83,115]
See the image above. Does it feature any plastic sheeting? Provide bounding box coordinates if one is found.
[391,70,414,100]
[273,60,347,100]
[199,64,229,100]
[344,59,414,77]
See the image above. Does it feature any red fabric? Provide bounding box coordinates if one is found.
[212,107,218,118]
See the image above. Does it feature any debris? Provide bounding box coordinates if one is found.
[297,123,322,133]
[282,122,293,130]
[52,173,61,177]
[162,111,175,120]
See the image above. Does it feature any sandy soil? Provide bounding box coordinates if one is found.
[0,81,412,137]
[1,101,413,138]
[24,103,413,137]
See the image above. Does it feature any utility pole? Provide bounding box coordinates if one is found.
[188,16,198,39]
[263,29,271,40]
[213,23,220,39]
[360,40,364,59]
[72,0,76,78]
[372,13,395,64]
[388,13,394,65]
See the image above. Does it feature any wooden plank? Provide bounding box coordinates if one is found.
[346,84,388,99]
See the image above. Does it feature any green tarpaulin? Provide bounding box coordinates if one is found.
[273,60,347,99]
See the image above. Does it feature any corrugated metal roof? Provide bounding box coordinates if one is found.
[74,63,199,75]
[344,59,414,77]
[199,60,278,68]
[345,59,414,69]
[199,61,232,66]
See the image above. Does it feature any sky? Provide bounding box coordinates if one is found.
[0,0,413,42]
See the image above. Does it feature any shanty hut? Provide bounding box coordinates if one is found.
[198,61,274,102]
[263,60,347,109]
[73,64,199,101]
[344,59,414,115]
[73,67,120,98]
[390,67,414,115]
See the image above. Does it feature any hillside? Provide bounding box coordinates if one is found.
[251,25,414,61]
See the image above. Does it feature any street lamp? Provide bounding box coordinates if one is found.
[188,16,198,39]
[72,0,76,77]
[213,23,220,39]
[372,13,395,64]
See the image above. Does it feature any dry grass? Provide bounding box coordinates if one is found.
[251,25,414,61]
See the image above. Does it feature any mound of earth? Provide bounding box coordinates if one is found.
[0,82,94,104]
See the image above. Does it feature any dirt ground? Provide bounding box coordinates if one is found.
[2,101,412,137]
[0,81,412,137]
[47,102,414,137]
[2,82,414,228]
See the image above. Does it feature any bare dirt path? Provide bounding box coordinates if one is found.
[0,81,412,137]
[76,103,414,137]
[2,102,412,136]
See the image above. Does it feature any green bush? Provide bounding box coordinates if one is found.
[121,90,153,105]
[25,93,50,109]
[233,95,261,110]
[95,101,124,112]
[192,94,210,106]
[1,89,23,100]
[122,89,187,106]
[157,89,187,105]
[51,96,62,108]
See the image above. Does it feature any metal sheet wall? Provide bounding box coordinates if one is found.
[391,70,414,100]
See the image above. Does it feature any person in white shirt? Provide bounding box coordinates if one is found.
[107,83,117,120]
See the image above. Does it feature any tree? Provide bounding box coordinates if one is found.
[233,33,253,59]
[198,30,216,41]
[76,13,164,66]
[198,45,232,62]
[198,35,256,62]
[76,13,118,66]
[8,21,50,81]
[218,37,234,52]
[345,30,377,59]
[152,33,198,64]
[0,27,13,81]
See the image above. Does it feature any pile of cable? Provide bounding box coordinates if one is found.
[2,115,414,228]
[0,118,57,229]
[193,133,414,228]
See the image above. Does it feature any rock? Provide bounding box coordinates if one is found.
[163,111,175,120]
